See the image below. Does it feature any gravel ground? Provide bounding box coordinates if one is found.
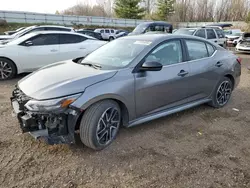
[0,54,250,188]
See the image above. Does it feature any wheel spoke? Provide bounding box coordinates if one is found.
[98,130,108,142]
[3,68,12,73]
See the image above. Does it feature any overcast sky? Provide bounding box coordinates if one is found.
[1,0,97,14]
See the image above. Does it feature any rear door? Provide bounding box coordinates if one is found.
[184,39,221,101]
[17,33,60,71]
[59,34,88,61]
[135,39,192,117]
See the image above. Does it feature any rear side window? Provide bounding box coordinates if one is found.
[206,43,215,56]
[215,29,225,38]
[195,29,206,38]
[60,34,86,44]
[27,34,59,46]
[206,29,216,39]
[105,30,110,33]
[186,40,208,60]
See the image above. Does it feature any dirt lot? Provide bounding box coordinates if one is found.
[0,54,250,188]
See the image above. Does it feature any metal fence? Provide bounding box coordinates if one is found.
[0,10,247,29]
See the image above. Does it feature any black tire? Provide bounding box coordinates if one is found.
[208,77,233,108]
[109,36,114,41]
[80,100,121,150]
[0,58,17,80]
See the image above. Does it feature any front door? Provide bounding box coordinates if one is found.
[17,34,60,71]
[135,40,191,118]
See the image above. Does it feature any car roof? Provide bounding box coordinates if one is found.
[121,33,207,42]
[30,31,95,39]
[138,21,172,26]
[37,25,73,29]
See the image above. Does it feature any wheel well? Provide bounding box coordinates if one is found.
[225,74,235,89]
[0,56,18,73]
[74,98,129,130]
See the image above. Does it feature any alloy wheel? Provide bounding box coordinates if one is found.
[0,61,12,79]
[216,81,232,106]
[96,107,120,145]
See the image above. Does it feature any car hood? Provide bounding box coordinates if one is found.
[226,35,240,39]
[18,61,117,100]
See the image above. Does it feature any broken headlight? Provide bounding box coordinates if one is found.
[24,93,82,112]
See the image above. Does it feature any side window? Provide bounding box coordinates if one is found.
[155,25,164,32]
[60,34,86,44]
[105,30,110,33]
[100,30,104,33]
[27,34,59,46]
[206,43,215,56]
[145,40,183,66]
[186,40,208,60]
[215,29,225,38]
[206,29,216,39]
[194,29,206,38]
[111,30,114,33]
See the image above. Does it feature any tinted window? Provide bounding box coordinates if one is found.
[146,40,183,66]
[215,29,225,38]
[60,34,86,44]
[21,27,45,37]
[195,29,206,38]
[28,34,59,46]
[206,29,216,39]
[206,43,215,56]
[105,30,110,33]
[111,30,114,33]
[186,40,208,60]
[46,27,70,32]
[155,25,165,32]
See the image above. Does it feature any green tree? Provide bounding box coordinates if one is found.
[114,0,145,19]
[157,0,175,20]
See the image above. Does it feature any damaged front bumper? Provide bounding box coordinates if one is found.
[11,88,81,145]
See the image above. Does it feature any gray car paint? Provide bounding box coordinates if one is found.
[18,34,241,127]
[18,61,117,100]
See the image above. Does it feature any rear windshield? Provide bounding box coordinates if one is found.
[174,29,196,35]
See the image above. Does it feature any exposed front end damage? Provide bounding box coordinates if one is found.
[11,87,81,145]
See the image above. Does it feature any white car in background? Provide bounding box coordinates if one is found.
[0,31,107,80]
[174,27,227,47]
[0,25,75,41]
[94,28,116,41]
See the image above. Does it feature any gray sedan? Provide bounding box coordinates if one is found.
[11,34,241,150]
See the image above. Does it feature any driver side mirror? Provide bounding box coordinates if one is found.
[140,61,163,71]
[24,41,33,47]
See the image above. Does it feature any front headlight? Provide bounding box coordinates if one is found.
[24,93,82,112]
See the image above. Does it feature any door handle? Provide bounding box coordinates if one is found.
[214,41,218,43]
[216,62,223,67]
[50,49,58,52]
[178,70,189,77]
[79,47,86,49]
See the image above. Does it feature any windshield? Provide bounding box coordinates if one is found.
[12,26,36,39]
[132,23,148,34]
[174,29,196,35]
[7,33,38,45]
[81,39,151,69]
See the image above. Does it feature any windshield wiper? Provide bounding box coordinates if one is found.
[81,62,102,69]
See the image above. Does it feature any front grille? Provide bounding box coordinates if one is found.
[12,86,31,111]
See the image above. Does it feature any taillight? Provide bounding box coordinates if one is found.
[237,57,242,65]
